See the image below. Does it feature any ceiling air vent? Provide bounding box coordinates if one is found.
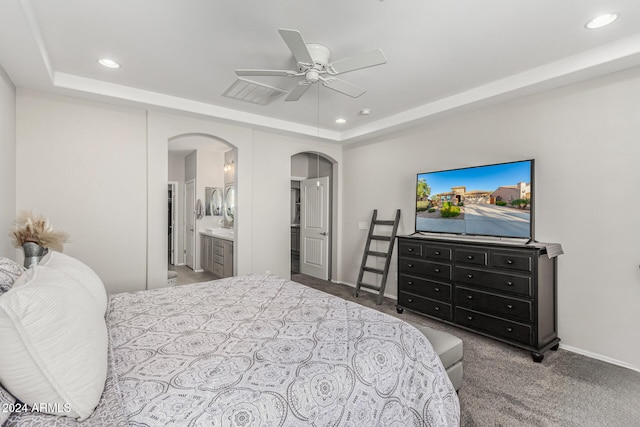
[222,78,286,105]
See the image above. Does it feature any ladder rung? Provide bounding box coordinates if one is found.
[358,282,380,291]
[370,235,391,241]
[374,220,396,225]
[362,266,384,275]
[367,250,389,258]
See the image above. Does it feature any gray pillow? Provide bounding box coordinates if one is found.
[0,257,26,294]
[0,383,16,424]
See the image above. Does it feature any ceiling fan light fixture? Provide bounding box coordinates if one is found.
[585,13,619,29]
[306,69,320,83]
[98,58,120,69]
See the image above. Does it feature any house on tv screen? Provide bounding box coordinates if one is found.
[434,182,530,206]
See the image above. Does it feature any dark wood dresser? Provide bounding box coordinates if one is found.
[397,235,561,362]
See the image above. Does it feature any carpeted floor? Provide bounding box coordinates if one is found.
[291,273,640,427]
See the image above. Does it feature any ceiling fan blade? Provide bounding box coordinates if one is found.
[322,77,366,98]
[235,69,298,77]
[278,29,314,65]
[285,82,311,101]
[328,49,387,74]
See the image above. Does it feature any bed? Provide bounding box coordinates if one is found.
[2,272,459,426]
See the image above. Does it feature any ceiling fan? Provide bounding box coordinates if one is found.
[235,29,387,102]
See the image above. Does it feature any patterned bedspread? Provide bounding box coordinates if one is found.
[6,275,459,426]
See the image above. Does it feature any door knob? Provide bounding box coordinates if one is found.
[319,232,328,236]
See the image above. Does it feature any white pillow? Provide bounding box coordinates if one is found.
[0,266,108,420]
[40,251,108,314]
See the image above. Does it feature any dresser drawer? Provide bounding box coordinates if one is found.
[456,307,532,345]
[423,245,452,261]
[399,259,452,282]
[455,266,531,297]
[213,238,224,248]
[399,275,451,302]
[213,254,224,265]
[399,241,423,258]
[399,292,452,321]
[214,246,224,256]
[455,249,488,266]
[491,252,532,272]
[455,286,532,322]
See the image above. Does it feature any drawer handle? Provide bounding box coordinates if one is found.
[506,281,513,286]
[506,304,513,309]
[466,255,474,260]
[407,263,413,268]
[408,248,414,252]
[434,287,440,292]
[467,316,473,321]
[467,295,473,300]
[407,298,413,303]
[407,281,414,285]
[506,260,514,265]
[506,327,513,333]
[434,306,440,311]
[467,274,473,279]
[434,251,440,255]
[434,268,440,273]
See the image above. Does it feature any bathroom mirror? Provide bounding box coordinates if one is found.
[205,187,223,216]
[224,185,235,225]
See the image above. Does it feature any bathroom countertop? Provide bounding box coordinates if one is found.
[199,228,234,241]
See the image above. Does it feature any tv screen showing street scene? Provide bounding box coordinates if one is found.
[415,160,533,239]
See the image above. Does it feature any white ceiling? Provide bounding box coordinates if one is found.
[1,0,640,143]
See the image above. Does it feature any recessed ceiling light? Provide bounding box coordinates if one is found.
[585,13,619,29]
[360,108,371,115]
[335,118,347,124]
[98,58,121,69]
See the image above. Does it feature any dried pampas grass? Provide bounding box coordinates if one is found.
[11,210,69,252]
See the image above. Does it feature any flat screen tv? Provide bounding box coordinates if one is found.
[415,159,534,240]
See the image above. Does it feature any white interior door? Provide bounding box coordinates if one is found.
[300,177,330,280]
[185,180,195,269]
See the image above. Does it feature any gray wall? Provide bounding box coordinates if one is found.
[0,66,15,258]
[16,90,148,294]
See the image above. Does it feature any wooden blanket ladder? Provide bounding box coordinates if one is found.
[355,209,401,305]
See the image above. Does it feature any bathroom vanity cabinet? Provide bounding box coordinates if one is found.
[201,234,233,278]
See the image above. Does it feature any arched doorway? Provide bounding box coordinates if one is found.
[290,152,335,281]
[167,133,236,285]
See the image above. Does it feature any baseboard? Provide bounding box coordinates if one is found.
[559,343,639,373]
[336,280,398,301]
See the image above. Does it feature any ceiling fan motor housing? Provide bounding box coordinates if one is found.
[304,43,331,69]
